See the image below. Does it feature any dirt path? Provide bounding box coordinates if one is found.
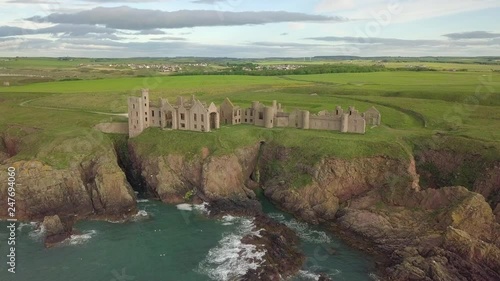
[19,98,128,118]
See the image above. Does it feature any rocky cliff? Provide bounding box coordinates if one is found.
[0,144,137,222]
[2,130,499,280]
[257,143,500,281]
[128,142,261,204]
[415,148,500,222]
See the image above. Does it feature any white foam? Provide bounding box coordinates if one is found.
[136,199,150,203]
[369,273,381,281]
[17,222,37,232]
[198,217,266,281]
[67,230,96,246]
[29,224,46,241]
[297,270,320,281]
[131,210,150,222]
[176,202,210,214]
[176,203,194,211]
[268,213,285,221]
[221,215,237,226]
[193,202,210,214]
[285,220,331,244]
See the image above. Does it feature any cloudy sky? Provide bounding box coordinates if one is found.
[0,0,499,57]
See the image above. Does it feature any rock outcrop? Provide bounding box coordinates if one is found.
[257,143,500,281]
[259,144,414,224]
[129,142,260,204]
[415,149,500,216]
[42,215,74,248]
[0,150,137,221]
[206,199,305,281]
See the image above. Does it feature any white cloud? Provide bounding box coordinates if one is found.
[316,0,500,23]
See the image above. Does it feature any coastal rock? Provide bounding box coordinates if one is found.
[204,199,305,281]
[415,149,500,212]
[241,214,305,281]
[206,198,262,218]
[0,151,137,221]
[259,144,413,224]
[257,144,499,281]
[129,143,260,204]
[42,215,73,247]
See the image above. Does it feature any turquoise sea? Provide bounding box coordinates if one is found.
[0,197,376,281]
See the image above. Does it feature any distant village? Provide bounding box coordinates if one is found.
[76,62,306,73]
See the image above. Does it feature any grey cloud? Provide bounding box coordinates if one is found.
[443,31,500,40]
[137,29,167,35]
[307,36,500,48]
[1,36,499,58]
[27,6,345,30]
[307,36,441,46]
[150,36,187,41]
[251,41,328,48]
[0,24,116,37]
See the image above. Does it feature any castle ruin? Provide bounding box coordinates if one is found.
[128,89,381,138]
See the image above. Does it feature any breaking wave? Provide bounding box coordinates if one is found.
[197,217,266,281]
[268,213,331,244]
[176,202,210,214]
[66,230,97,246]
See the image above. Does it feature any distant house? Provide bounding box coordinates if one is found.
[3,82,10,87]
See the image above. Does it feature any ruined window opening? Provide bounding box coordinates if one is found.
[245,119,247,122]
[201,115,204,122]
[145,117,148,122]
[136,112,138,117]
[152,111,155,117]
[336,110,339,115]
[194,125,197,129]
[181,123,185,128]
[250,111,253,117]
[350,111,352,116]
[181,113,185,121]
[133,104,136,109]
[259,112,263,120]
[194,114,197,121]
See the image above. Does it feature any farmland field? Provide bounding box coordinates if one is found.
[1,58,499,168]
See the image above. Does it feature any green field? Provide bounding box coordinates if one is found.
[1,58,499,169]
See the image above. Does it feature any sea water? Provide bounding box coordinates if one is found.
[0,199,376,281]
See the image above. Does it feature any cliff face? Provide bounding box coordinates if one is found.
[128,142,261,204]
[415,149,500,217]
[258,143,500,281]
[259,144,415,224]
[0,148,137,221]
